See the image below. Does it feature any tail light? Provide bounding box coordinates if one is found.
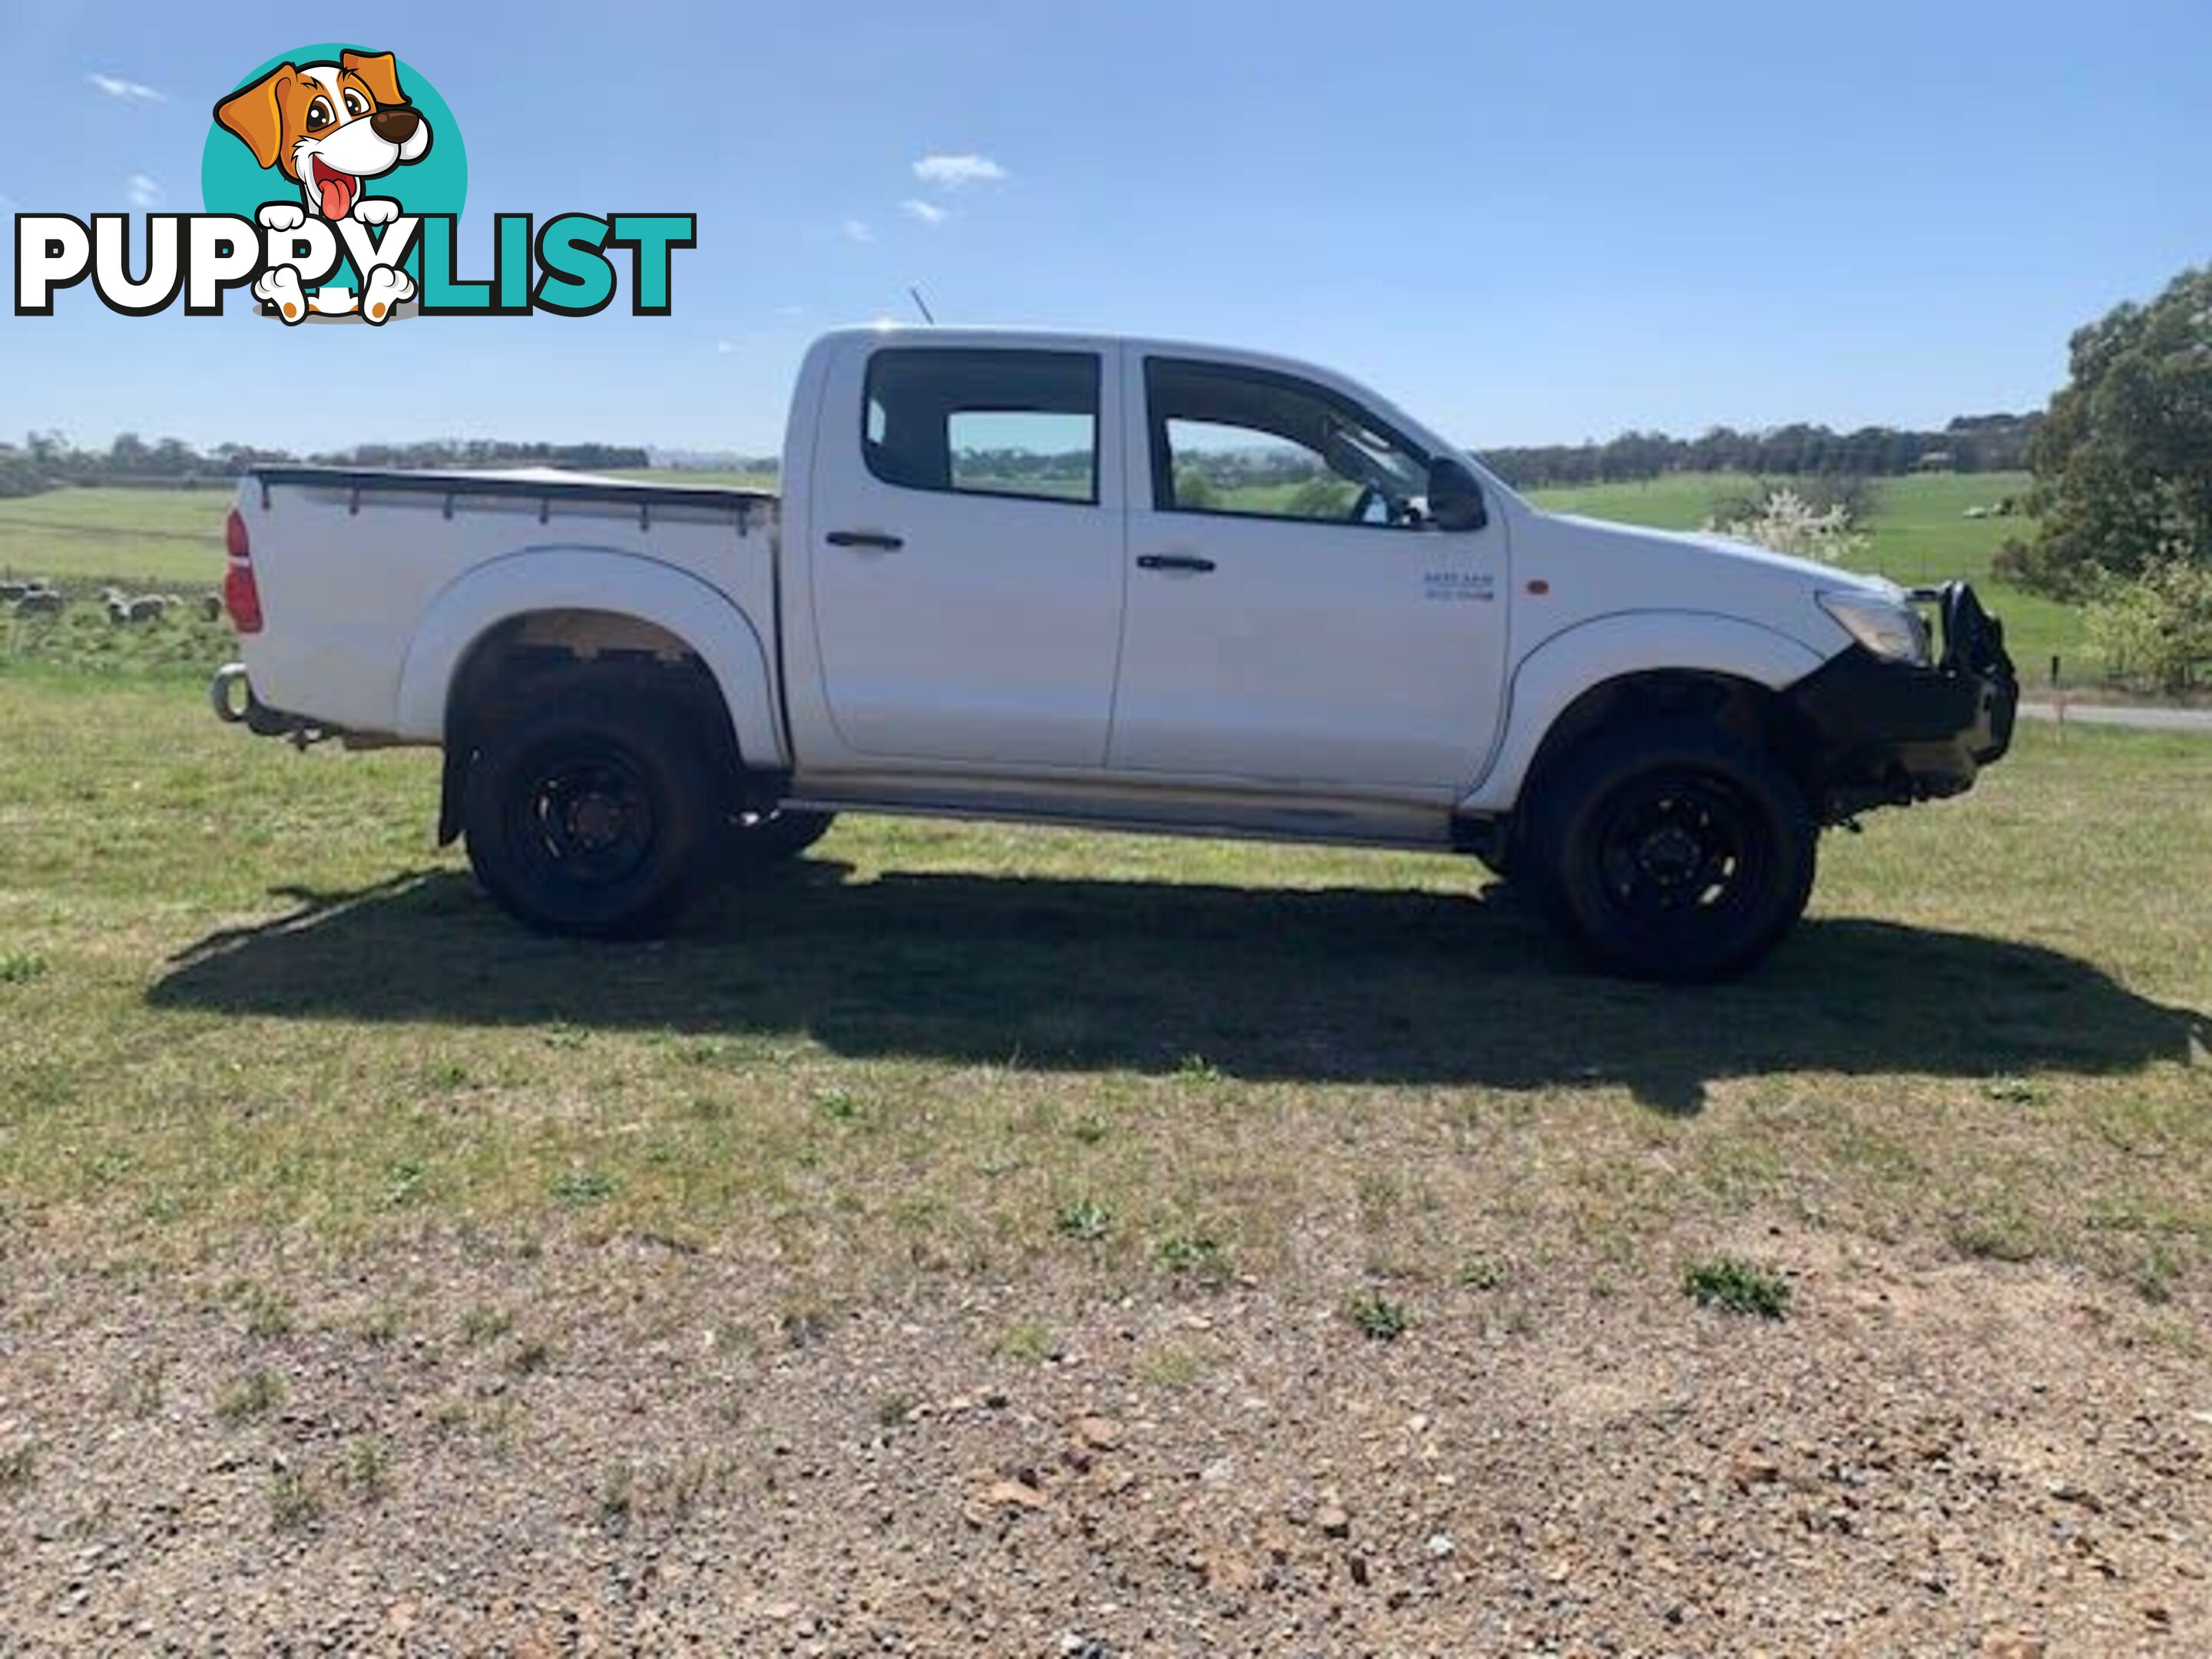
[223,506,263,634]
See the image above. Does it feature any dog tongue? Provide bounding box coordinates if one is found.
[317,171,356,219]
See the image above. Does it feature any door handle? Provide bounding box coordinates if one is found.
[826,530,904,551]
[1136,553,1216,573]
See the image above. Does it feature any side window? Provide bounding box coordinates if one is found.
[863,349,1101,505]
[1145,357,1431,528]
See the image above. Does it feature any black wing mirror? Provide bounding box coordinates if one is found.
[1427,456,1488,532]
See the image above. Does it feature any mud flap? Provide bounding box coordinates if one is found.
[437,747,472,846]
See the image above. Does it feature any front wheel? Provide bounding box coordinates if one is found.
[1529,719,1815,982]
[462,690,715,938]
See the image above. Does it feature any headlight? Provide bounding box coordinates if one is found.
[1819,591,1930,666]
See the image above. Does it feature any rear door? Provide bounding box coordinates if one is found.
[1108,351,1510,792]
[806,341,1124,767]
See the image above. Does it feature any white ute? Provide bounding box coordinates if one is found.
[213,326,2018,979]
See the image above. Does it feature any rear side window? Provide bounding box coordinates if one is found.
[863,349,1101,505]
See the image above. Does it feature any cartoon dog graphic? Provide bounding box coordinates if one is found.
[214,50,431,325]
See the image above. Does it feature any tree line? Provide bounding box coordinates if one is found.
[0,433,654,498]
[1482,412,2039,489]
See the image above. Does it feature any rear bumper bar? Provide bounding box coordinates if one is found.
[1788,581,2018,820]
[210,662,341,744]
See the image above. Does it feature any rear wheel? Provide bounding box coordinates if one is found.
[1529,718,1815,981]
[463,689,715,938]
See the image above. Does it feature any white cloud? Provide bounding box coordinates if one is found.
[775,303,807,318]
[126,174,162,207]
[842,218,874,243]
[912,153,1007,190]
[90,73,164,102]
[900,198,949,227]
[716,339,737,355]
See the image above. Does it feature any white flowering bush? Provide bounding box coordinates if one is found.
[1706,486,1869,567]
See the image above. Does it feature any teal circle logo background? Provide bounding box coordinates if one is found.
[200,45,465,292]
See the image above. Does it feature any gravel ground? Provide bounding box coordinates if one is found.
[2,1230,2206,1657]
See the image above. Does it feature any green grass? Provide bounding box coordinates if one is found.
[1053,1197,1114,1242]
[0,950,48,985]
[215,1368,284,1425]
[0,666,2205,1314]
[1682,1255,1793,1320]
[1525,470,2089,684]
[268,1465,323,1531]
[1346,1290,1412,1341]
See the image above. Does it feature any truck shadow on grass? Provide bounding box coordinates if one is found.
[151,865,2205,1114]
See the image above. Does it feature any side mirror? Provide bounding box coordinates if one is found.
[1428,456,1488,532]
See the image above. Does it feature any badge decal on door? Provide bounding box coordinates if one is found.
[1423,571,1495,602]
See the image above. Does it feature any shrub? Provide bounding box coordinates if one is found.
[1708,475,1872,524]
[1706,485,1869,567]
[2083,558,2212,694]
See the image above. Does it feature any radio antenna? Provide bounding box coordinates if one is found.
[908,286,937,325]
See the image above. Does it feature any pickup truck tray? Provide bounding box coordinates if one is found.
[244,464,776,531]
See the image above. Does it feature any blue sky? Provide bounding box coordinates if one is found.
[2,0,2207,457]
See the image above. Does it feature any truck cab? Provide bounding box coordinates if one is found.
[780,330,1512,819]
[214,326,2018,980]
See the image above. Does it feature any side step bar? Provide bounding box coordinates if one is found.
[780,791,1458,853]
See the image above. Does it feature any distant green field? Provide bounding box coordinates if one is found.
[1524,470,2029,584]
[0,487,231,588]
[1,469,2089,683]
[1525,470,2087,683]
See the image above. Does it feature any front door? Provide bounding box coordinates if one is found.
[1107,351,1509,793]
[807,341,1124,767]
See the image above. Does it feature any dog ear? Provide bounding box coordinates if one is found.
[214,65,294,171]
[340,50,408,108]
